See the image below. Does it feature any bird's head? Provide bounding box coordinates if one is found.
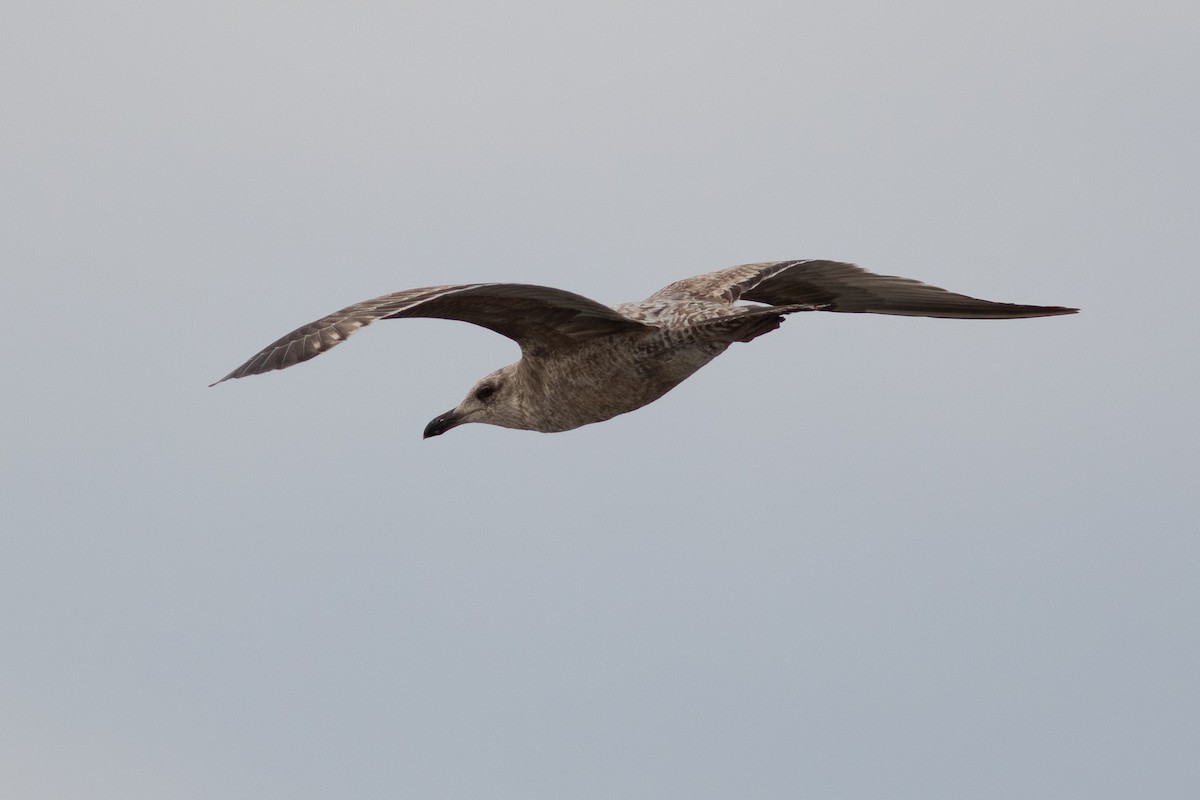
[423,363,533,438]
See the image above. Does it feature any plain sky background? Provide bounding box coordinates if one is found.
[3,2,1197,798]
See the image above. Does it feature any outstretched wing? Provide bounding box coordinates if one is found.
[651,260,1078,318]
[211,283,650,385]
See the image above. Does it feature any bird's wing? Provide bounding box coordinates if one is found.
[651,260,1078,318]
[211,283,650,385]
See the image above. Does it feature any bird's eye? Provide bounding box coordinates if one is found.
[475,385,495,402]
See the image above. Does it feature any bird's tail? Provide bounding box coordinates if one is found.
[694,303,828,343]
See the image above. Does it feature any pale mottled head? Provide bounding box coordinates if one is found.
[422,363,535,438]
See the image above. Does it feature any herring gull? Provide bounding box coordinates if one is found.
[212,260,1076,436]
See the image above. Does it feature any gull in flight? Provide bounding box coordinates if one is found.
[212,260,1076,437]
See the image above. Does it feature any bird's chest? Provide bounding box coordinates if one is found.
[532,334,725,425]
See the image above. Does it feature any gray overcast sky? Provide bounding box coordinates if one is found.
[3,2,1197,798]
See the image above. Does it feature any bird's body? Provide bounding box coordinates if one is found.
[213,260,1076,436]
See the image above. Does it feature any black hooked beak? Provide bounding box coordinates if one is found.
[423,410,462,439]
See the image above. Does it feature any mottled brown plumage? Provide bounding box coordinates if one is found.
[212,260,1076,436]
